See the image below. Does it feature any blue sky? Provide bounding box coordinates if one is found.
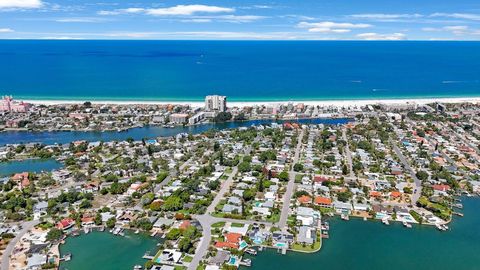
[1,0,480,40]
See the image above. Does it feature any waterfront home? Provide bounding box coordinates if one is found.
[157,249,182,264]
[297,226,316,245]
[209,250,230,266]
[56,218,75,231]
[314,196,332,208]
[26,253,47,270]
[215,232,242,250]
[333,201,353,214]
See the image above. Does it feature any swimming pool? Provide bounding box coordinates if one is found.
[275,242,287,248]
[239,241,248,250]
[228,256,237,265]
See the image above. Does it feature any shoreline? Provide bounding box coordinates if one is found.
[20,96,480,107]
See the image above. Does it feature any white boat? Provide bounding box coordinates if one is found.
[382,218,390,225]
[403,221,412,228]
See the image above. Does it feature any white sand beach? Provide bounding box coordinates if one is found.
[22,97,480,108]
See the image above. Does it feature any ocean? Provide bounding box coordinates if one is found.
[1,40,480,102]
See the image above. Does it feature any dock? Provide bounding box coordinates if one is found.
[453,212,464,217]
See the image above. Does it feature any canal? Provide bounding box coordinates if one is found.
[243,197,480,270]
[59,230,159,270]
[0,118,351,146]
[0,158,63,177]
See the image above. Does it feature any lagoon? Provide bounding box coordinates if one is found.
[59,231,158,270]
[0,118,350,146]
[0,159,63,177]
[243,197,480,270]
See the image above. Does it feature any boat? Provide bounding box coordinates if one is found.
[403,221,412,228]
[135,229,140,234]
[60,253,72,261]
[133,265,142,270]
[436,224,447,231]
[341,213,349,220]
[245,248,257,256]
[382,218,390,225]
[240,258,252,267]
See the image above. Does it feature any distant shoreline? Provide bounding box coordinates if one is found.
[20,96,480,107]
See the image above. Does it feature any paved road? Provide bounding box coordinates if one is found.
[278,129,304,230]
[133,158,193,211]
[188,213,273,270]
[391,139,422,204]
[342,128,355,178]
[1,220,40,270]
[206,167,238,214]
[451,128,480,155]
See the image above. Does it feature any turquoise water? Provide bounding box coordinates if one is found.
[0,159,62,176]
[1,41,480,101]
[244,197,480,270]
[59,231,158,270]
[0,118,350,146]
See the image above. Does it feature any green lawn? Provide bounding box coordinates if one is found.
[291,239,322,253]
[231,222,246,228]
[183,255,193,263]
[212,221,226,228]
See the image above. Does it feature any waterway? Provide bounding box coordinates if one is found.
[59,231,159,270]
[0,158,63,177]
[244,197,480,270]
[0,118,351,146]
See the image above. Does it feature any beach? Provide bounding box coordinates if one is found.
[22,96,480,107]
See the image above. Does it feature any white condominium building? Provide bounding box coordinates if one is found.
[205,95,227,112]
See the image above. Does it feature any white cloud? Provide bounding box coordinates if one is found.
[0,0,42,9]
[298,21,371,33]
[350,13,423,20]
[210,15,265,23]
[41,36,84,40]
[356,32,406,40]
[0,28,14,32]
[180,18,212,23]
[422,25,472,35]
[430,13,480,21]
[55,17,109,23]
[99,5,234,16]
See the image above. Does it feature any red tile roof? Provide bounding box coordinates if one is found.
[297,195,312,204]
[314,196,332,205]
[432,184,450,192]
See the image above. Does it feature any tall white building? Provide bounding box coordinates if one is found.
[205,95,227,112]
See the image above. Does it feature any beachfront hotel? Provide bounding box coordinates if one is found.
[205,95,227,112]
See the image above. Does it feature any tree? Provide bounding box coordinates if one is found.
[214,112,232,123]
[238,161,251,172]
[166,228,182,240]
[293,163,304,172]
[79,199,92,209]
[178,237,193,252]
[46,228,63,241]
[207,180,220,190]
[243,189,255,201]
[94,213,102,225]
[106,217,116,229]
[163,196,183,211]
[416,170,429,181]
[278,171,289,181]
